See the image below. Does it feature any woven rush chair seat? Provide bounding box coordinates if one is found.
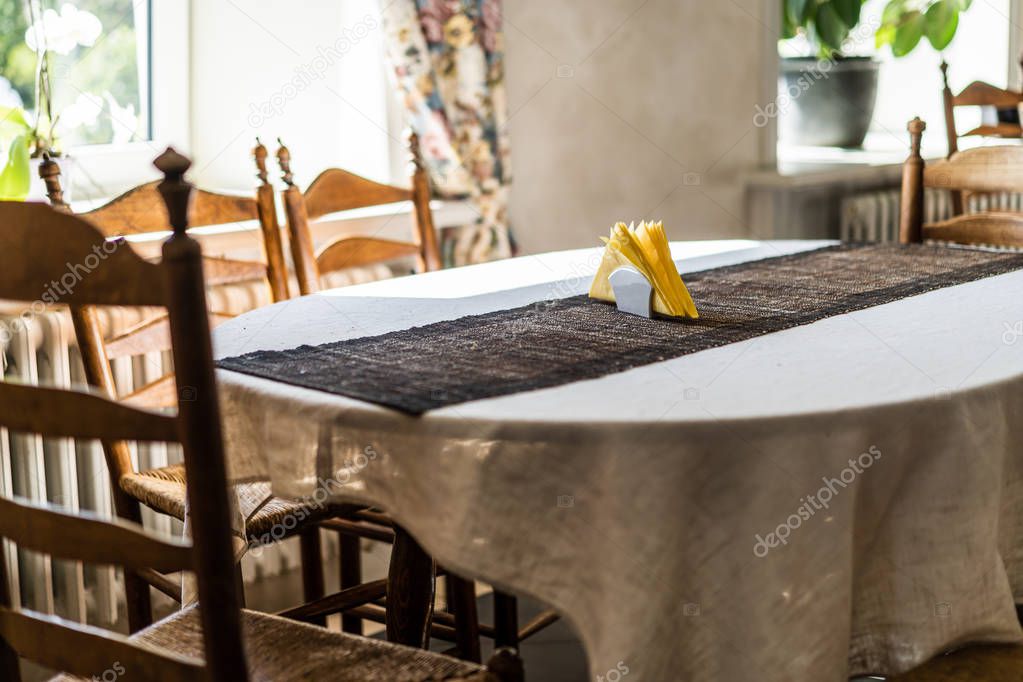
[119,464,339,545]
[889,644,1023,681]
[50,606,498,682]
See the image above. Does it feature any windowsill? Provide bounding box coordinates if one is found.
[745,132,946,189]
[762,129,1023,184]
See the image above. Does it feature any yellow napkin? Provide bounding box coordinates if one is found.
[588,221,699,319]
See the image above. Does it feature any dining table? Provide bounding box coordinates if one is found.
[211,238,1023,681]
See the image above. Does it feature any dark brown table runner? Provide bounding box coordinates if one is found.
[218,243,1023,414]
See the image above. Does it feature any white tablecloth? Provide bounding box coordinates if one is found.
[214,240,1023,681]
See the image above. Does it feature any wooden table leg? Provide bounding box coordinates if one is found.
[339,533,363,635]
[299,528,326,626]
[386,526,435,648]
[494,591,519,649]
[447,574,482,662]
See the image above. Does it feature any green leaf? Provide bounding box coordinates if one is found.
[0,107,29,131]
[0,134,31,201]
[832,0,862,29]
[892,10,926,56]
[881,0,911,25]
[954,0,972,9]
[815,3,849,53]
[875,22,896,48]
[925,0,959,51]
[786,0,810,25]
[0,107,31,143]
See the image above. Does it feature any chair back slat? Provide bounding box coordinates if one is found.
[0,201,166,307]
[951,81,1023,108]
[0,497,193,572]
[302,168,412,219]
[201,255,272,287]
[104,312,234,360]
[81,181,259,235]
[0,382,179,443]
[924,146,1023,193]
[923,212,1023,246]
[0,608,204,682]
[316,236,423,274]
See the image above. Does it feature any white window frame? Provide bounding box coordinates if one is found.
[68,0,189,199]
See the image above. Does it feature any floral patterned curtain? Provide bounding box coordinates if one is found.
[381,0,513,266]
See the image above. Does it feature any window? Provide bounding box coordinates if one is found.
[0,0,150,149]
[1,1,187,200]
[777,0,1019,161]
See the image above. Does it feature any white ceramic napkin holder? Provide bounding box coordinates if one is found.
[608,266,654,318]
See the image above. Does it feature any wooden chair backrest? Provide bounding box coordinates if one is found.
[899,118,1023,247]
[277,133,442,296]
[941,60,1023,157]
[0,150,248,681]
[39,143,290,303]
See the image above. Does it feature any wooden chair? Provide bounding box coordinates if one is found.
[889,644,1023,681]
[941,60,1023,158]
[35,147,336,634]
[939,61,1023,215]
[900,117,1023,249]
[275,140,560,659]
[277,133,442,297]
[0,149,522,682]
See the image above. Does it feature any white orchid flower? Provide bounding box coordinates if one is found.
[58,91,104,131]
[104,91,138,144]
[25,4,102,55]
[62,4,102,48]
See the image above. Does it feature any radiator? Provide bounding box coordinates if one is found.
[841,189,1023,242]
[0,277,338,627]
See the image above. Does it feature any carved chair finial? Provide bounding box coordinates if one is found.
[38,153,69,212]
[408,130,424,171]
[254,138,270,185]
[276,138,295,188]
[908,117,926,156]
[154,147,194,237]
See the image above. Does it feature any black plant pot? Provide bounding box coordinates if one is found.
[778,56,880,148]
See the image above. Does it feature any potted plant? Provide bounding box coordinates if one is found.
[778,0,879,148]
[0,1,105,201]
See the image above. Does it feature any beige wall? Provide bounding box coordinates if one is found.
[504,0,775,254]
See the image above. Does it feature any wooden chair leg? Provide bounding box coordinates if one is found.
[124,569,154,634]
[299,528,326,626]
[339,533,363,634]
[0,635,19,682]
[443,573,457,613]
[493,591,519,649]
[113,495,152,633]
[234,564,246,609]
[386,526,435,648]
[447,574,482,663]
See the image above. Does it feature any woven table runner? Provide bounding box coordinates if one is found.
[218,243,1023,414]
